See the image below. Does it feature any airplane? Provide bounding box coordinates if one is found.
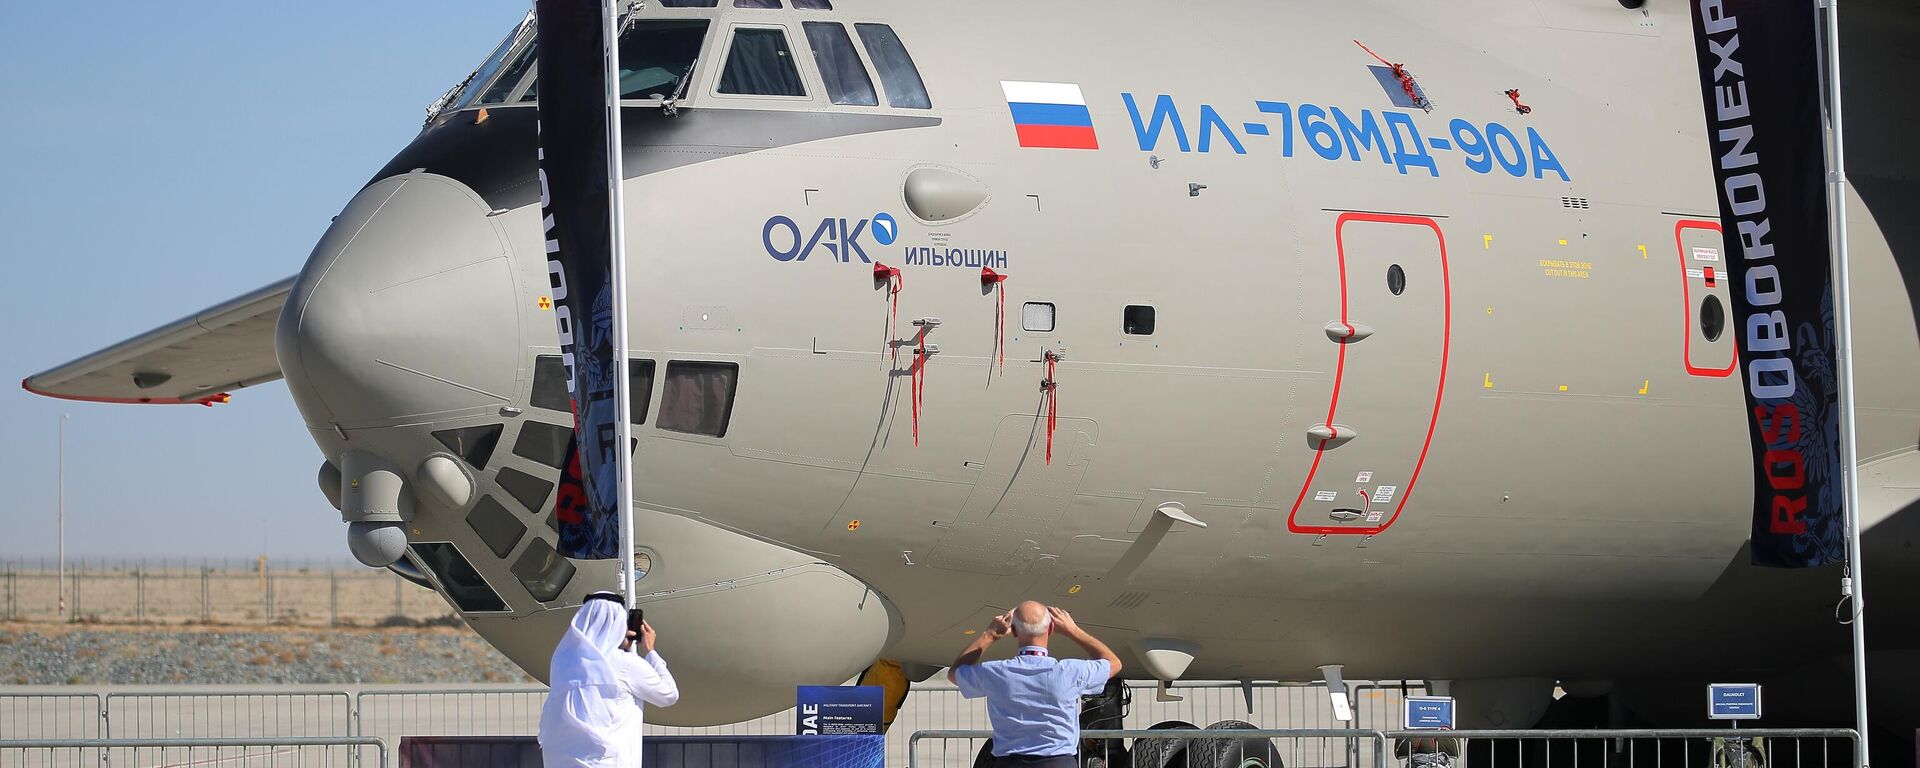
[22,0,1920,741]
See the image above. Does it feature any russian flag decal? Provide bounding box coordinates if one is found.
[1002,81,1099,150]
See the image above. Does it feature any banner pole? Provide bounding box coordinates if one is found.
[601,0,638,609]
[1817,0,1869,762]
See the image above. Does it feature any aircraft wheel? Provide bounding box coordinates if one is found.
[1190,720,1282,768]
[1130,720,1199,768]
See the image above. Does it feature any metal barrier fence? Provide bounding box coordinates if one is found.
[0,737,386,768]
[909,728,1389,768]
[0,695,101,741]
[5,681,1422,766]
[1381,729,1859,768]
[103,691,353,740]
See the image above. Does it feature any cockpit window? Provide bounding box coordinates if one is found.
[453,13,536,109]
[479,42,539,104]
[719,27,807,97]
[855,24,930,109]
[618,20,710,99]
[804,22,877,106]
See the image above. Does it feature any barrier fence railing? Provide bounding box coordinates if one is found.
[0,737,386,768]
[0,694,102,741]
[908,728,1390,768]
[102,691,353,740]
[1380,729,1860,768]
[5,681,1421,764]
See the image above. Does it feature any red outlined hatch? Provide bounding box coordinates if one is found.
[1675,219,1737,377]
[1289,213,1451,535]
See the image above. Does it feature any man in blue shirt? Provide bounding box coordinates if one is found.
[949,602,1124,768]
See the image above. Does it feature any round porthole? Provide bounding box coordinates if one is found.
[633,549,655,581]
[1700,294,1726,342]
[1387,264,1406,296]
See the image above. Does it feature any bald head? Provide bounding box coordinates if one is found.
[1012,601,1051,642]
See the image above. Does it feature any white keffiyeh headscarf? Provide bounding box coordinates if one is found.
[541,596,634,764]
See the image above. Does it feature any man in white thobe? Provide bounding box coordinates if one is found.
[539,594,679,767]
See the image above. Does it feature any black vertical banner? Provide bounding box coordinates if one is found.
[536,0,623,559]
[1689,1,1845,566]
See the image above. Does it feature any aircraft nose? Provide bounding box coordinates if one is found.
[277,172,522,429]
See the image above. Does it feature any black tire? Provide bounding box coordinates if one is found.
[1130,720,1199,768]
[1190,720,1282,768]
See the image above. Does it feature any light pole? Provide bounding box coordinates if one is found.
[57,413,68,621]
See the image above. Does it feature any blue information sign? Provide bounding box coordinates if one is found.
[797,686,885,735]
[1708,683,1762,720]
[1404,696,1455,730]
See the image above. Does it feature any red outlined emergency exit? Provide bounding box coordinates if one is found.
[1288,213,1451,536]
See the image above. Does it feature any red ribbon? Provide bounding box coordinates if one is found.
[1505,89,1533,115]
[911,338,927,446]
[1355,40,1425,109]
[1042,351,1059,464]
[875,263,903,351]
[981,267,1008,371]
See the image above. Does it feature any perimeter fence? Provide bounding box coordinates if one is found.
[1,680,1425,765]
[906,728,1861,768]
[0,737,385,768]
[0,559,452,626]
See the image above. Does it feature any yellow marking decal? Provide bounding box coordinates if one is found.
[1638,244,1649,259]
[1483,373,1494,389]
[847,520,860,531]
[1558,238,1569,246]
[1068,584,1082,595]
[1538,259,1592,279]
[1484,234,1493,249]
[537,296,553,311]
[963,629,977,636]
[1558,385,1569,392]
[1639,380,1650,395]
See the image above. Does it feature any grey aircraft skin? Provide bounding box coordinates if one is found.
[25,0,1920,734]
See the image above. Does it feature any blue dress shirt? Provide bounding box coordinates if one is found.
[953,647,1111,757]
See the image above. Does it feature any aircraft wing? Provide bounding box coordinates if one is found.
[22,276,294,405]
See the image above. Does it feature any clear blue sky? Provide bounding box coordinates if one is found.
[0,2,528,562]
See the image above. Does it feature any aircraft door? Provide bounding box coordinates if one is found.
[1288,214,1450,536]
[1675,219,1736,377]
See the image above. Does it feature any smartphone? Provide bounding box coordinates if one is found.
[627,608,645,651]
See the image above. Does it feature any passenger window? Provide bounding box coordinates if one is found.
[792,0,832,8]
[618,20,711,99]
[410,543,508,612]
[804,22,877,106]
[658,361,740,437]
[659,0,718,6]
[1023,302,1056,332]
[855,24,930,109]
[735,0,781,6]
[1124,305,1156,335]
[720,27,807,97]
